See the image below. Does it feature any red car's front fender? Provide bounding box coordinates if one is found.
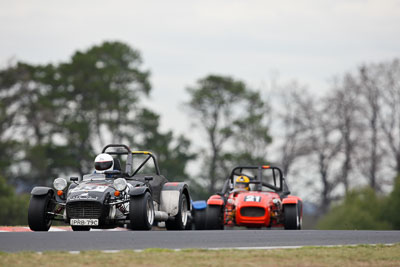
[282,195,302,205]
[207,195,224,206]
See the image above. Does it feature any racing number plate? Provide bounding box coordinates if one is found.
[244,196,261,202]
[70,219,99,226]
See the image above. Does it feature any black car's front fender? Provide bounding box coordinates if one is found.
[31,186,55,196]
[129,186,149,197]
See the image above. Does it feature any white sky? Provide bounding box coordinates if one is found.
[2,0,400,203]
[1,0,400,137]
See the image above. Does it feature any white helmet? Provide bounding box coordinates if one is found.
[94,153,114,173]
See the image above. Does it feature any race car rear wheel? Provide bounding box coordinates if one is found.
[205,205,224,230]
[28,194,53,231]
[71,226,90,231]
[129,192,154,230]
[166,193,189,230]
[194,209,206,230]
[284,204,300,230]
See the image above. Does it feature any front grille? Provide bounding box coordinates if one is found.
[240,207,265,217]
[67,201,102,219]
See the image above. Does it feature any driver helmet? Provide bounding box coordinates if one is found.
[94,153,114,173]
[235,175,250,191]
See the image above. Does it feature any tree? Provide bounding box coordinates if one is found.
[186,75,247,193]
[356,64,385,191]
[274,87,345,215]
[0,42,152,184]
[275,82,311,176]
[0,41,195,192]
[57,41,152,176]
[0,62,66,187]
[185,75,272,194]
[325,75,361,193]
[227,90,272,166]
[375,59,400,175]
[296,91,344,214]
[135,108,196,182]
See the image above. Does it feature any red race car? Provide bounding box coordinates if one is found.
[205,165,302,230]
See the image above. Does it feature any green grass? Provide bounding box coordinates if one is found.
[1,244,399,267]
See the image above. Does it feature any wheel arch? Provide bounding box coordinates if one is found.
[282,195,301,205]
[31,186,55,196]
[160,182,190,216]
[129,186,150,197]
[207,195,224,206]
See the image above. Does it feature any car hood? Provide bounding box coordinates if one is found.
[67,180,115,203]
[233,191,280,208]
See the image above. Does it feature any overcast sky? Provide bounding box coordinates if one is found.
[1,0,400,136]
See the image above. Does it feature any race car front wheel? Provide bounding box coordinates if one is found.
[284,204,300,230]
[28,194,53,231]
[166,193,189,230]
[129,192,154,230]
[205,205,224,230]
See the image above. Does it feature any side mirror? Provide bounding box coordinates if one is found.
[145,176,153,182]
[70,177,79,182]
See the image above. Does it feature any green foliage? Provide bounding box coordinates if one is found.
[56,41,152,175]
[0,141,19,178]
[135,108,196,182]
[225,90,272,166]
[317,187,392,230]
[185,74,272,194]
[0,176,29,225]
[186,75,249,193]
[0,41,194,192]
[0,41,197,223]
[384,175,400,229]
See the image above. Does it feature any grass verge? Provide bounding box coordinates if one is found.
[1,244,399,267]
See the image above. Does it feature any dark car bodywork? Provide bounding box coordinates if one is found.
[28,144,191,231]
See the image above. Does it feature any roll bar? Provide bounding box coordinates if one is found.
[229,165,284,192]
[101,144,160,176]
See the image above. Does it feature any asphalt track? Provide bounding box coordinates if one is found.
[1,230,400,252]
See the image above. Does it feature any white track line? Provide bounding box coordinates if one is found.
[60,243,396,254]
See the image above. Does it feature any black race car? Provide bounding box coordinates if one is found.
[28,144,191,231]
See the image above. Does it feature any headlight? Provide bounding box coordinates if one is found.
[114,178,127,191]
[53,178,67,191]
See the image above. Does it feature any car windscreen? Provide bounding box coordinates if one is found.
[132,154,157,175]
[232,168,281,192]
[82,173,107,180]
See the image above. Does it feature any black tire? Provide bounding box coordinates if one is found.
[297,201,303,230]
[194,209,206,230]
[284,204,300,230]
[205,205,224,230]
[28,194,53,231]
[129,192,154,230]
[166,194,189,230]
[71,226,91,231]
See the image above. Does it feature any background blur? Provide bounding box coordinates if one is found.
[1,0,400,229]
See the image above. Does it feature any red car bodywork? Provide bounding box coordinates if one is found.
[205,165,302,229]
